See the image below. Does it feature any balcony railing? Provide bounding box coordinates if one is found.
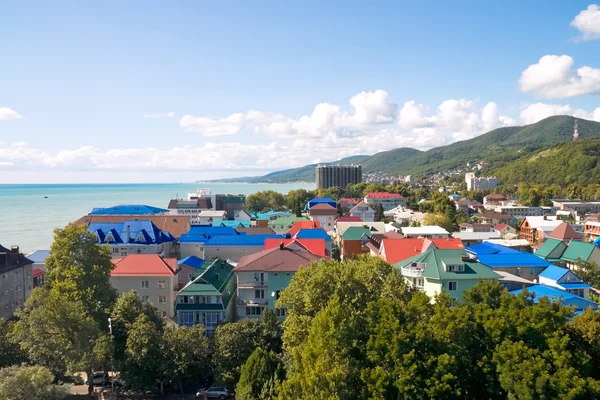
[401,266,424,277]
[237,298,268,306]
[237,280,267,287]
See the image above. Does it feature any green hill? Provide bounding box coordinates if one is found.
[359,148,423,174]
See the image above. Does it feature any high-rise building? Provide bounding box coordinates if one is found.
[465,172,499,191]
[316,164,362,189]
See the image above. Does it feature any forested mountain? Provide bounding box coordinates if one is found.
[210,116,600,183]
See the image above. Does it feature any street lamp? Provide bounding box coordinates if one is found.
[108,317,115,399]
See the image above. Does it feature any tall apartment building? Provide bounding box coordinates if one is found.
[316,164,362,189]
[0,245,34,320]
[465,173,499,191]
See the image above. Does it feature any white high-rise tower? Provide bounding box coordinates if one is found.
[574,119,579,141]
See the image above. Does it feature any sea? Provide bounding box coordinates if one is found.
[0,182,315,254]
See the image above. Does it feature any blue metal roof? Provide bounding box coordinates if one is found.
[510,284,597,310]
[295,228,332,242]
[538,265,569,281]
[211,220,251,228]
[89,204,169,215]
[27,250,50,264]
[466,242,519,255]
[178,256,204,269]
[203,234,283,247]
[478,252,555,268]
[88,220,174,245]
[179,226,239,243]
[305,198,336,211]
[559,283,591,289]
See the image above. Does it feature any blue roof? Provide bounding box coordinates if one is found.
[89,204,169,215]
[560,283,591,289]
[510,284,597,310]
[305,198,336,211]
[178,226,239,243]
[295,228,332,242]
[88,220,174,245]
[211,220,251,228]
[538,265,569,281]
[203,234,283,247]
[178,256,204,269]
[478,252,555,268]
[466,242,519,255]
[27,250,50,264]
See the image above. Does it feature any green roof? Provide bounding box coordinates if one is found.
[535,238,567,259]
[396,249,501,281]
[342,226,372,241]
[561,241,597,263]
[268,216,308,227]
[178,259,236,308]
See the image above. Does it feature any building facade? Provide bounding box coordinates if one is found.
[316,164,362,189]
[364,192,406,211]
[0,246,33,321]
[465,173,499,191]
[350,202,375,222]
[308,203,338,231]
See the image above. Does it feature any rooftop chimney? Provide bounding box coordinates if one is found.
[10,246,19,254]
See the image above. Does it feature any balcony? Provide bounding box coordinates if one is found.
[401,265,425,277]
[237,280,267,288]
[237,298,268,306]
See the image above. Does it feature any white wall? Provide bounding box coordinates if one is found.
[110,275,176,318]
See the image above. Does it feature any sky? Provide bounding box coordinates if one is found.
[1,1,600,183]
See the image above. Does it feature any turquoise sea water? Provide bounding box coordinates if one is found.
[0,183,315,254]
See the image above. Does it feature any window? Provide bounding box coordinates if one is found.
[254,272,264,283]
[112,248,119,254]
[141,296,149,303]
[188,273,193,280]
[178,272,183,281]
[448,281,457,291]
[255,289,265,299]
[275,290,281,300]
[136,249,142,254]
[120,251,127,257]
[516,268,521,277]
[158,296,167,304]
[206,312,218,326]
[275,307,287,317]
[246,306,264,316]
[141,280,149,289]
[180,311,194,327]
[158,280,166,289]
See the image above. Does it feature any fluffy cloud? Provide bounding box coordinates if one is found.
[0,107,22,120]
[519,55,600,98]
[520,102,600,124]
[571,4,600,41]
[144,112,175,118]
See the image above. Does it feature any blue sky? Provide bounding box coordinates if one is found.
[1,1,600,183]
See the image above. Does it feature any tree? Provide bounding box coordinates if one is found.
[258,308,283,354]
[0,319,24,368]
[373,202,384,221]
[236,348,284,400]
[0,365,70,400]
[213,319,260,388]
[10,288,101,395]
[574,259,600,289]
[163,325,211,395]
[421,213,454,232]
[110,290,164,364]
[45,224,116,325]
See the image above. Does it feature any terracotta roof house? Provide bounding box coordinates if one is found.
[235,247,323,320]
[339,198,359,209]
[288,220,321,236]
[378,238,425,264]
[548,222,583,242]
[110,254,178,318]
[519,216,563,244]
[350,201,375,222]
[335,215,363,223]
[364,192,406,211]
[308,203,338,232]
[431,238,464,250]
[264,238,327,257]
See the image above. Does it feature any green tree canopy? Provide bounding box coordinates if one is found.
[213,319,261,388]
[0,365,70,400]
[236,348,285,400]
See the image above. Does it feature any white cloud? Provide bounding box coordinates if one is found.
[520,102,600,124]
[144,112,175,118]
[518,55,600,98]
[571,4,600,41]
[0,107,22,120]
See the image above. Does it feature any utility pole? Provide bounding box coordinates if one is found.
[108,317,116,400]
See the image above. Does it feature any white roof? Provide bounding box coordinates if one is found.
[452,231,501,240]
[496,270,534,284]
[485,239,531,247]
[524,216,563,230]
[198,210,227,217]
[336,222,386,235]
[401,226,449,235]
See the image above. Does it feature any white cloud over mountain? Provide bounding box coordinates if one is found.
[520,102,600,124]
[0,107,22,120]
[571,4,600,41]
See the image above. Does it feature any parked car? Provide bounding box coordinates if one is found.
[84,372,108,386]
[196,386,228,399]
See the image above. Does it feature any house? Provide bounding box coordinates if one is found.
[385,207,424,226]
[110,254,179,318]
[366,231,404,255]
[88,220,175,258]
[401,226,450,238]
[178,226,238,258]
[336,222,387,241]
[32,268,45,288]
[305,198,336,211]
[519,216,563,244]
[211,220,251,228]
[264,238,327,257]
[294,228,332,255]
[584,213,600,242]
[202,234,284,262]
[288,220,321,236]
[26,250,49,271]
[89,204,170,216]
[560,241,600,270]
[455,200,472,215]
[551,200,600,214]
[233,210,252,222]
[547,222,582,242]
[0,245,34,320]
[377,238,424,264]
[476,252,555,281]
[167,198,212,225]
[452,231,501,247]
[483,194,507,206]
[430,238,465,250]
[308,203,338,231]
[235,247,323,320]
[339,198,359,210]
[509,284,597,313]
[176,256,205,288]
[459,223,494,232]
[466,242,519,256]
[494,205,544,218]
[340,227,372,260]
[485,239,531,252]
[268,216,310,234]
[335,215,363,225]
[175,259,236,335]
[534,238,567,264]
[75,215,191,240]
[396,249,501,304]
[349,201,375,222]
[538,265,592,298]
[197,210,227,225]
[364,192,406,211]
[494,223,517,239]
[473,212,515,226]
[235,227,276,236]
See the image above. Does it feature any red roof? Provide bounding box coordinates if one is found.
[288,220,321,236]
[380,238,424,264]
[335,215,363,223]
[484,194,507,199]
[495,223,509,231]
[431,238,464,249]
[235,247,323,272]
[32,268,45,278]
[365,192,404,199]
[548,222,582,241]
[111,254,177,277]
[475,212,513,220]
[264,238,327,257]
[339,198,359,203]
[308,203,338,215]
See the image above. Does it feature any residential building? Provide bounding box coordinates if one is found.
[509,284,597,313]
[75,215,191,240]
[32,268,45,288]
[484,239,531,252]
[110,255,179,318]
[584,213,600,241]
[396,249,500,303]
[26,250,49,271]
[401,226,450,239]
[494,205,544,218]
[211,220,251,228]
[538,265,592,299]
[375,237,463,264]
[316,164,362,189]
[455,200,472,215]
[176,256,204,289]
[88,220,175,258]
[234,210,252,222]
[349,201,375,222]
[459,223,494,232]
[405,175,413,184]
[340,227,372,260]
[552,200,600,214]
[336,222,386,241]
[476,251,555,281]
[465,173,499,191]
[197,210,227,225]
[335,215,363,225]
[483,194,507,206]
[519,216,563,244]
[264,238,327,257]
[288,221,321,236]
[178,226,238,258]
[466,242,522,256]
[308,203,338,231]
[452,231,501,247]
[175,259,236,335]
[235,227,276,235]
[494,223,517,239]
[339,198,359,210]
[473,212,515,226]
[305,198,337,211]
[560,240,600,270]
[215,194,246,219]
[535,238,568,265]
[269,216,309,234]
[202,234,284,262]
[385,207,424,226]
[548,222,582,242]
[167,198,212,225]
[364,192,406,211]
[235,247,323,320]
[0,245,33,320]
[89,204,170,216]
[294,228,332,256]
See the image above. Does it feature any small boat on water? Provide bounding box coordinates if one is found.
[44,196,48,199]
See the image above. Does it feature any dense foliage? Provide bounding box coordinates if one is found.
[0,365,70,400]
